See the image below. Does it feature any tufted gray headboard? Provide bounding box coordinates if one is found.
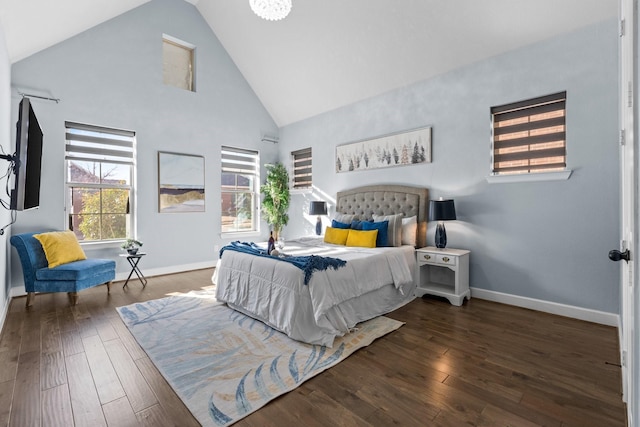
[335,184,429,248]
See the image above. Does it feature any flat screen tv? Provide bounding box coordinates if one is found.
[11,98,43,211]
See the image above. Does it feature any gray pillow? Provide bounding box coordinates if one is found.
[333,213,357,224]
[372,213,403,247]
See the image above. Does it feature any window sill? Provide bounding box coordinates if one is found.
[221,231,261,240]
[290,188,313,195]
[486,170,572,184]
[80,240,124,251]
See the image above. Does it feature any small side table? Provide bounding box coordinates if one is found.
[415,247,470,306]
[120,252,147,288]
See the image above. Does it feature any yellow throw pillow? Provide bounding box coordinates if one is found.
[323,227,350,245]
[346,229,378,248]
[34,231,87,268]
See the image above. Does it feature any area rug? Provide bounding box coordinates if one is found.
[116,291,403,426]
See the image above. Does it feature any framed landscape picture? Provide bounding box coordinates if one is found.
[336,126,431,173]
[158,151,205,213]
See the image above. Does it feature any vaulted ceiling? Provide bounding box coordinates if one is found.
[0,0,618,126]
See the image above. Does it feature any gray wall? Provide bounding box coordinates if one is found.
[8,0,278,290]
[279,19,620,314]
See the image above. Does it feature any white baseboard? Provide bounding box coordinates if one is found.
[0,294,9,337]
[114,260,216,282]
[10,285,25,298]
[9,261,217,298]
[471,287,619,327]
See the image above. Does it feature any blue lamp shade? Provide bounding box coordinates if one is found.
[429,199,456,248]
[309,201,327,235]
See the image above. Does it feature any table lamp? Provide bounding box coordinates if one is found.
[429,199,456,248]
[309,201,327,235]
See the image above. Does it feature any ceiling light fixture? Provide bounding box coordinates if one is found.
[249,0,292,21]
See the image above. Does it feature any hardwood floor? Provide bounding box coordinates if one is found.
[0,268,626,426]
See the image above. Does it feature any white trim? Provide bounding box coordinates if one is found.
[471,287,619,326]
[162,33,196,50]
[220,231,261,240]
[10,285,25,298]
[486,169,572,184]
[9,261,217,298]
[0,295,9,339]
[115,260,216,281]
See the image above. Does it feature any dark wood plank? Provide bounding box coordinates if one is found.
[60,330,84,357]
[82,334,126,404]
[10,350,40,427]
[0,379,14,426]
[104,338,157,412]
[41,384,74,427]
[135,403,174,427]
[108,316,147,361]
[40,350,66,390]
[0,311,24,351]
[0,348,19,384]
[65,352,107,426]
[102,396,139,427]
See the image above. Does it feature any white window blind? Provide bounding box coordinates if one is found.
[491,92,566,175]
[221,146,260,233]
[163,35,195,91]
[65,122,135,242]
[291,147,312,190]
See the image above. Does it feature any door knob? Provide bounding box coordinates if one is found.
[609,249,630,263]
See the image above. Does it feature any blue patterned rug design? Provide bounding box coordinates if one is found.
[116,291,403,426]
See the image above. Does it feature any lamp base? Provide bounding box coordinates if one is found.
[315,217,322,235]
[435,222,447,248]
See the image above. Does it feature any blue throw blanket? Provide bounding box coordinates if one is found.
[219,241,347,285]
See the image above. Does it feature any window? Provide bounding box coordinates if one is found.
[221,146,259,233]
[291,147,312,190]
[65,122,135,242]
[162,35,195,91]
[491,92,566,175]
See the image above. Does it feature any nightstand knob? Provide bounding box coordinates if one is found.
[442,257,450,263]
[423,254,431,260]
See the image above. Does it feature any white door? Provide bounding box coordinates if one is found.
[617,1,636,425]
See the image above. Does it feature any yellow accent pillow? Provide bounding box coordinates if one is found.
[323,227,350,245]
[34,231,87,268]
[346,229,378,248]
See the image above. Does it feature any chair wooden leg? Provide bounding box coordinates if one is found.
[25,292,34,308]
[68,292,78,305]
[106,281,112,294]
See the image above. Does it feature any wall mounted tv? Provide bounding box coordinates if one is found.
[11,98,43,211]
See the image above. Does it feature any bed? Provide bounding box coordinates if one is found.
[213,184,429,346]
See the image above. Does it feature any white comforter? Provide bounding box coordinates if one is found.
[212,237,415,346]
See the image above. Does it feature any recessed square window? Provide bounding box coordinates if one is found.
[291,147,312,190]
[491,92,567,176]
[163,35,195,92]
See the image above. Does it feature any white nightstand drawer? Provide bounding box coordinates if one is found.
[418,252,435,263]
[417,252,457,266]
[435,254,456,266]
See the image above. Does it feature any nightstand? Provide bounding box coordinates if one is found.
[415,246,470,306]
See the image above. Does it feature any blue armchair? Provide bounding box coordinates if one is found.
[10,232,116,306]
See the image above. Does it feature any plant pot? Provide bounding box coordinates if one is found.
[127,248,139,255]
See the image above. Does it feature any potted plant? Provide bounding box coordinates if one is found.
[261,163,290,240]
[121,238,143,255]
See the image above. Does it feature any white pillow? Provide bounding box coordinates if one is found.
[401,216,417,246]
[372,213,403,247]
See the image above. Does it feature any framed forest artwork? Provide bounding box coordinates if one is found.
[336,126,431,173]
